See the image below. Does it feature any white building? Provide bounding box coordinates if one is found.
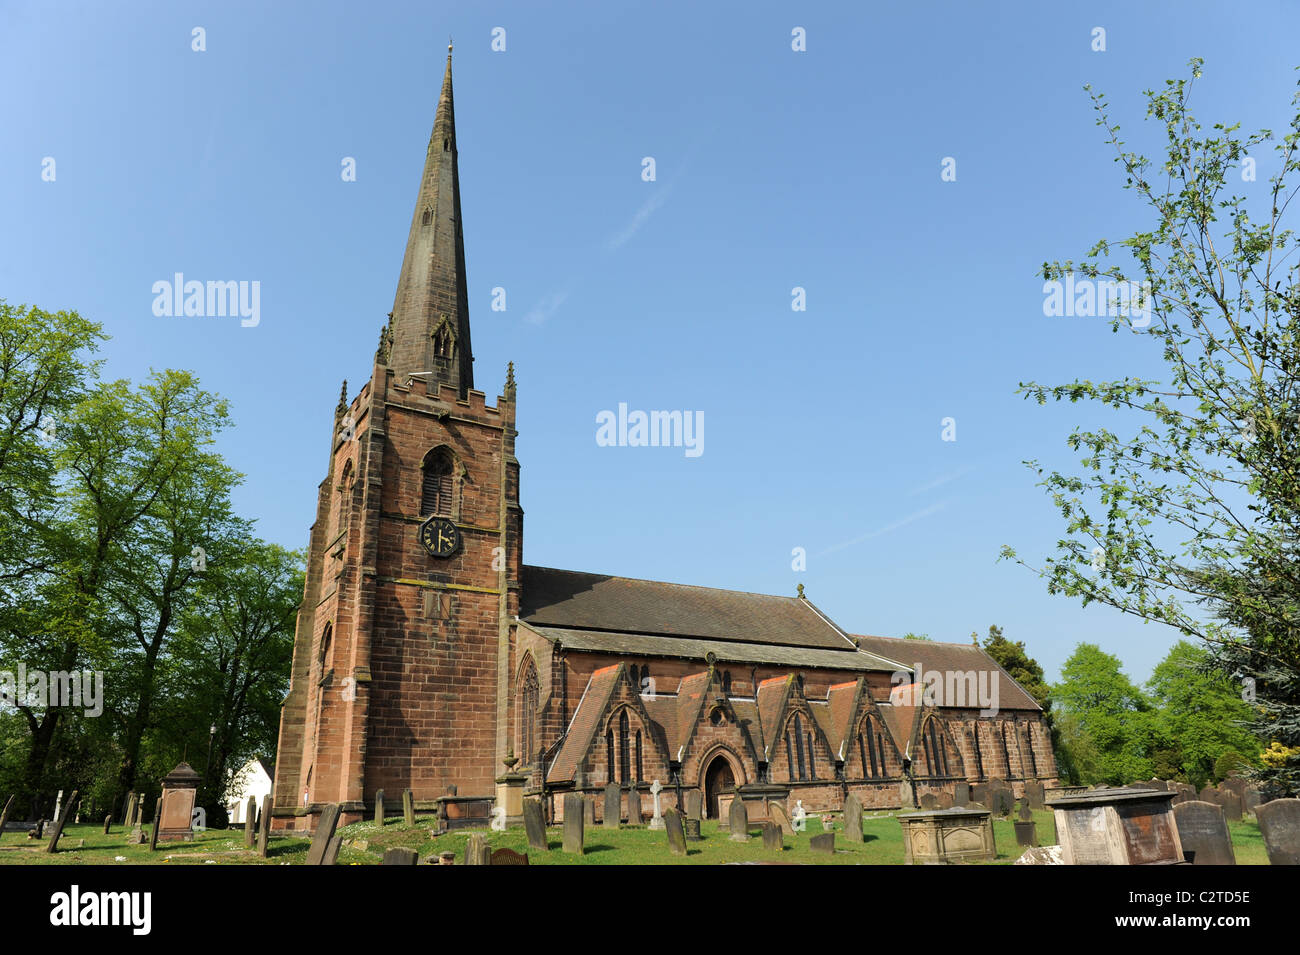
[226,759,273,824]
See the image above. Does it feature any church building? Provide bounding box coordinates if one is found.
[270,50,1057,832]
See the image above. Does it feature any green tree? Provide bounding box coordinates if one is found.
[1053,643,1155,784]
[1001,60,1300,795]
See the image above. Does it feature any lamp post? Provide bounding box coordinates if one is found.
[203,723,216,800]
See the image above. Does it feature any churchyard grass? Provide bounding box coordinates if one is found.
[0,808,1268,864]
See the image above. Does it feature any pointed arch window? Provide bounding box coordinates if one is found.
[618,710,631,784]
[606,730,615,783]
[861,719,881,779]
[1025,724,1038,776]
[432,318,456,359]
[793,714,808,781]
[972,722,986,779]
[519,660,539,766]
[1000,723,1013,775]
[635,730,643,782]
[421,447,455,517]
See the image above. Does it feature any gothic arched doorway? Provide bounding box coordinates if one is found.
[703,753,736,819]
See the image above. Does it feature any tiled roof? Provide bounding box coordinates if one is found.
[756,675,794,756]
[853,634,1041,711]
[548,664,622,782]
[880,704,918,757]
[521,566,858,651]
[522,624,900,671]
[826,681,861,758]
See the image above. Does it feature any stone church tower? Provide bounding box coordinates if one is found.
[272,49,521,831]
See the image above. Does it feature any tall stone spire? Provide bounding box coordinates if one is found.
[387,44,474,395]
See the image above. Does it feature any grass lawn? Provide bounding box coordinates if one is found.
[0,809,1267,865]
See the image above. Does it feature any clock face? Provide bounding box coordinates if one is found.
[418,516,461,558]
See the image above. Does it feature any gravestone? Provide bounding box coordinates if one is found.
[1245,790,1262,814]
[383,847,419,865]
[762,821,783,851]
[685,789,703,821]
[489,847,530,865]
[603,783,621,829]
[729,798,750,842]
[306,804,342,865]
[102,814,113,835]
[1173,800,1235,865]
[1025,780,1046,809]
[842,793,863,843]
[374,789,385,826]
[810,832,835,854]
[936,791,954,809]
[624,786,643,826]
[898,780,917,809]
[1221,791,1243,822]
[971,783,988,806]
[402,788,415,826]
[0,793,13,844]
[43,789,77,854]
[919,793,938,810]
[1018,800,1033,821]
[1199,786,1220,806]
[148,794,160,852]
[1014,819,1037,847]
[991,789,1014,817]
[464,833,490,865]
[664,808,687,857]
[523,798,547,851]
[244,796,257,847]
[584,795,596,824]
[562,793,584,854]
[769,801,794,836]
[648,780,665,831]
[953,781,970,807]
[257,793,272,858]
[1047,788,1182,865]
[1256,798,1300,866]
[684,817,702,841]
[54,790,63,822]
[124,792,137,829]
[157,762,199,842]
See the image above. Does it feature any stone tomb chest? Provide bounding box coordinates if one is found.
[157,761,200,842]
[1046,787,1183,865]
[897,807,996,864]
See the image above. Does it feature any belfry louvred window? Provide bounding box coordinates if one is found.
[421,448,455,516]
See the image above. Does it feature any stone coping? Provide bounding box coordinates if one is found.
[1045,787,1177,808]
[897,806,992,820]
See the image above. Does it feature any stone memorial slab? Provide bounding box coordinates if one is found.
[584,795,596,824]
[991,789,1014,817]
[603,783,621,829]
[102,814,112,835]
[919,793,938,810]
[149,795,160,852]
[562,792,585,854]
[306,804,342,865]
[729,798,750,842]
[648,780,665,831]
[762,821,783,851]
[1256,798,1300,866]
[523,798,547,851]
[321,835,343,866]
[971,783,987,806]
[1025,780,1046,809]
[43,789,77,854]
[373,789,385,826]
[402,788,415,826]
[383,847,419,865]
[684,817,702,841]
[1047,788,1182,865]
[1245,790,1262,813]
[842,793,863,843]
[464,833,490,865]
[899,807,997,863]
[0,794,14,842]
[245,796,257,847]
[257,794,272,858]
[937,791,954,809]
[664,808,687,857]
[768,801,794,836]
[1173,800,1235,865]
[898,780,917,809]
[157,762,200,842]
[1014,845,1065,865]
[685,789,703,821]
[1199,786,1220,806]
[624,786,644,826]
[810,832,834,854]
[1014,820,1037,847]
[1221,791,1243,822]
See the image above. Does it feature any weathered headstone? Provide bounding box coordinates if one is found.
[124,792,137,829]
[648,780,665,830]
[1025,780,1046,809]
[102,814,113,835]
[323,836,343,866]
[684,789,703,821]
[523,798,547,851]
[991,789,1014,817]
[373,789,385,826]
[244,796,257,847]
[1199,786,1220,806]
[762,821,783,852]
[54,790,63,822]
[603,782,621,829]
[936,791,954,809]
[1173,801,1235,865]
[684,817,702,841]
[810,832,834,854]
[1221,791,1243,822]
[383,847,420,865]
[769,801,794,836]
[1018,800,1033,822]
[402,788,414,826]
[842,793,863,843]
[664,808,687,857]
[1245,790,1262,814]
[898,780,917,809]
[463,833,490,865]
[306,804,342,866]
[148,794,160,852]
[919,792,938,810]
[1014,819,1037,847]
[728,798,749,842]
[953,781,970,807]
[257,793,272,858]
[562,792,584,854]
[624,786,643,826]
[971,782,987,806]
[44,789,77,854]
[1256,798,1300,866]
[584,795,596,824]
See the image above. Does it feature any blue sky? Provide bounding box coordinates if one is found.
[3,0,1297,683]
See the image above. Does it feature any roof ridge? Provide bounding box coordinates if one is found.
[522,564,800,602]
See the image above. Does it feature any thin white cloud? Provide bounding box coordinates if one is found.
[523,288,570,326]
[908,465,974,496]
[605,183,674,251]
[817,500,949,557]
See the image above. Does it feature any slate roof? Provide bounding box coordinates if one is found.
[524,625,900,671]
[521,565,860,651]
[548,664,622,782]
[852,634,1042,712]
